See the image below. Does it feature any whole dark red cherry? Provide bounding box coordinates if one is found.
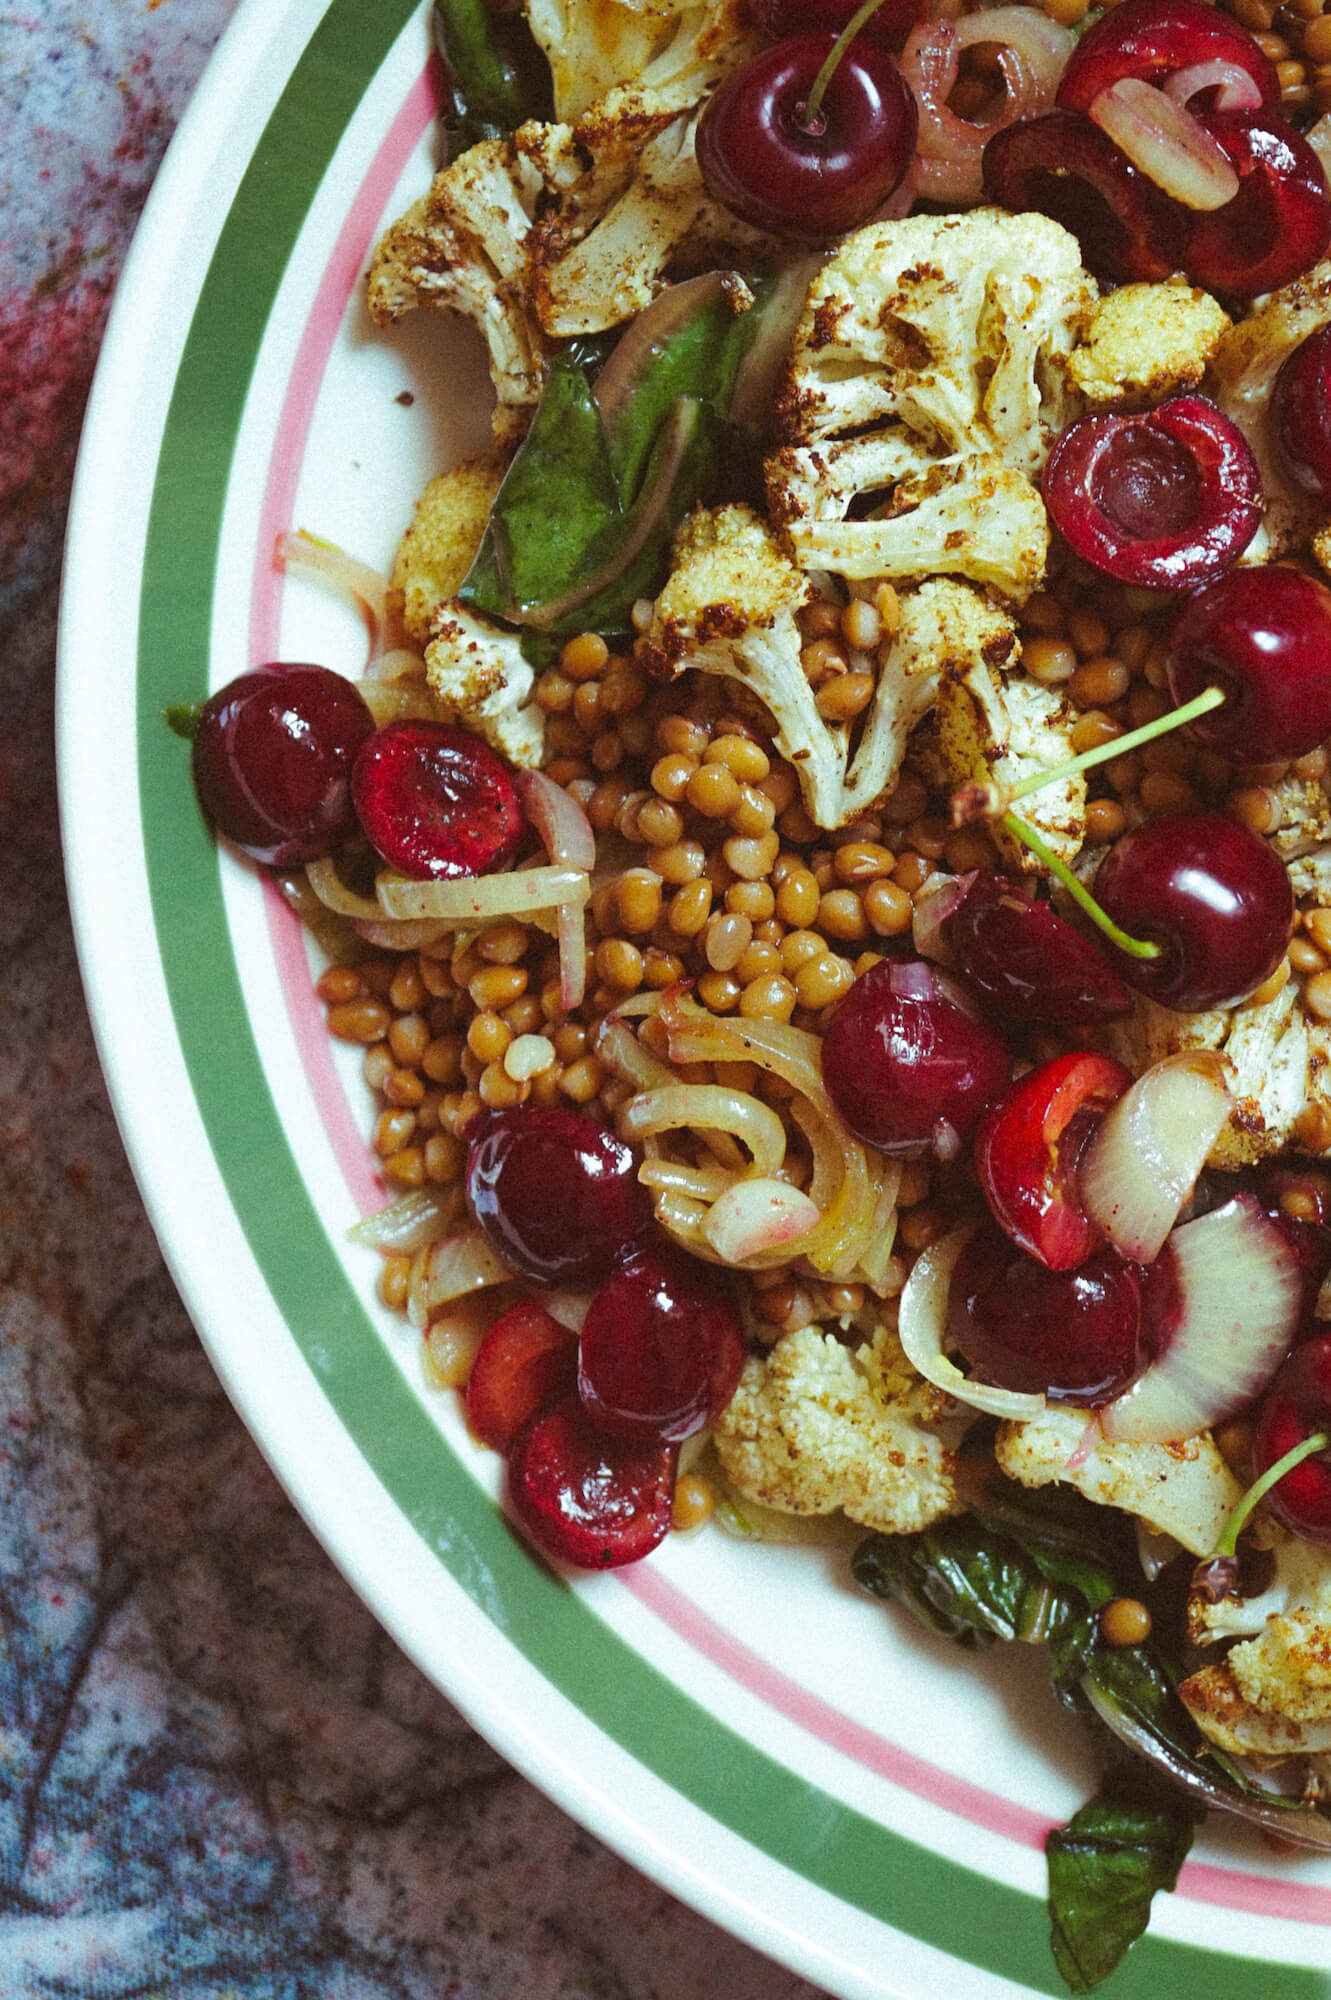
[508,1394,677,1569]
[1042,396,1262,590]
[948,1224,1145,1405]
[577,1247,745,1442]
[755,0,921,51]
[1271,326,1331,503]
[819,959,1011,1158]
[1165,564,1331,763]
[982,109,1189,284]
[465,1104,653,1287]
[1251,1333,1331,1543]
[949,872,1133,1027]
[191,663,374,865]
[974,1052,1133,1271]
[695,33,918,237]
[1092,808,1293,1013]
[1056,0,1279,117]
[1184,112,1331,299]
[351,718,524,880]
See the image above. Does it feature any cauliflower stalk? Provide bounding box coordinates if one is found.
[640,503,1022,829]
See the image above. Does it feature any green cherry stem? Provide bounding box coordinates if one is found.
[1005,683,1226,808]
[961,684,1229,964]
[1212,1429,1330,1558]
[802,0,889,129]
[1001,811,1163,960]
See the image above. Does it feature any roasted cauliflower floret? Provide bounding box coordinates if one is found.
[775,208,1096,469]
[1181,1536,1331,1755]
[935,650,1085,874]
[423,604,544,767]
[712,1321,970,1535]
[391,451,507,648]
[765,438,1049,601]
[1067,278,1230,408]
[1097,979,1331,1168]
[1209,257,1331,562]
[525,0,756,121]
[995,1405,1243,1557]
[368,88,780,426]
[639,504,1018,827]
[767,209,1094,601]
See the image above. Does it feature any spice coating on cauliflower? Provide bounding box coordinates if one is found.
[995,1405,1243,1557]
[766,210,1095,602]
[1067,278,1231,409]
[712,1321,971,1535]
[391,453,508,649]
[640,504,1020,828]
[935,646,1086,874]
[1182,1536,1331,1755]
[525,0,757,122]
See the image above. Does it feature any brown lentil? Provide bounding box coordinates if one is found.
[671,1472,714,1534]
[815,672,875,721]
[317,964,364,1005]
[697,969,743,1012]
[819,888,869,942]
[739,973,797,1021]
[863,878,914,935]
[1100,1598,1152,1648]
[327,998,390,1044]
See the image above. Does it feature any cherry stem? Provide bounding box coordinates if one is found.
[961,685,1230,963]
[1005,684,1226,808]
[1000,811,1163,960]
[1213,1429,1330,1558]
[802,0,890,131]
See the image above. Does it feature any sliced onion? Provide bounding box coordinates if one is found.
[730,257,824,435]
[356,917,455,950]
[375,863,590,922]
[423,1224,514,1311]
[1164,60,1265,115]
[618,1084,789,1177]
[305,856,385,920]
[594,1013,677,1091]
[899,1227,1047,1419]
[593,273,730,443]
[701,1179,822,1264]
[903,9,1072,202]
[912,871,974,965]
[517,768,595,872]
[1098,1194,1301,1444]
[556,896,588,1010]
[507,397,700,630]
[1090,78,1240,210]
[276,529,388,658]
[1079,1051,1231,1265]
[351,1185,460,1253]
[888,954,983,1021]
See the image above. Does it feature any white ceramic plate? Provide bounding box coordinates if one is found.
[57,3,1331,1993]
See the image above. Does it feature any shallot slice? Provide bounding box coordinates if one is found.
[1164,59,1265,115]
[1089,78,1240,210]
[903,7,1073,202]
[701,1179,822,1264]
[1078,1051,1231,1266]
[898,1228,1047,1419]
[1098,1195,1301,1443]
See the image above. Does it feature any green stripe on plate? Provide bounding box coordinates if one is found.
[131,5,1329,1992]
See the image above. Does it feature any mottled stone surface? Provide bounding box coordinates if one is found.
[0,6,829,1994]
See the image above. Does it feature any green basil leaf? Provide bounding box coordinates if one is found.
[853,1517,1096,1665]
[1047,1763,1198,1994]
[460,353,621,623]
[607,280,770,504]
[432,0,555,156]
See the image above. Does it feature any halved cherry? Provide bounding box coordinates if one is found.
[1251,1333,1331,1544]
[982,108,1190,283]
[975,1052,1134,1271]
[1042,394,1261,590]
[949,873,1133,1028]
[508,1394,677,1569]
[1056,0,1279,118]
[465,1300,578,1453]
[351,719,525,880]
[1184,111,1331,298]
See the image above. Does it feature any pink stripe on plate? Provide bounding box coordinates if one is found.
[252,57,444,1218]
[245,52,1331,1929]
